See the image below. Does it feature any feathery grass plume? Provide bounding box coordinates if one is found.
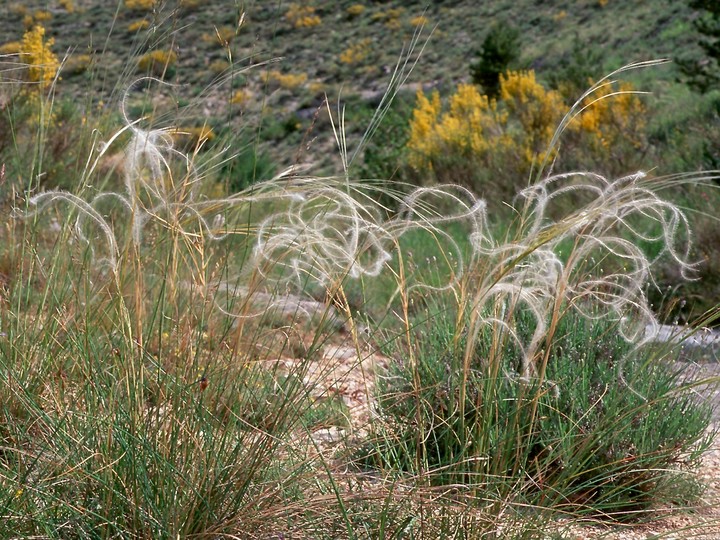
[438,61,697,384]
[13,24,444,323]
[462,168,697,381]
[16,64,699,368]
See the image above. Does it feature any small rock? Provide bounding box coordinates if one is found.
[311,426,345,444]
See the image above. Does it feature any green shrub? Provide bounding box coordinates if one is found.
[677,0,720,93]
[469,20,521,99]
[352,94,414,206]
[548,33,604,99]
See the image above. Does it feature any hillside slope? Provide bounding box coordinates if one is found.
[0,0,704,172]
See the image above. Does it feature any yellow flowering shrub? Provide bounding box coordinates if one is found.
[170,126,215,150]
[267,70,307,90]
[21,10,53,30]
[125,0,156,11]
[339,38,372,65]
[59,0,75,13]
[33,10,52,24]
[63,53,92,75]
[568,80,647,153]
[202,27,236,46]
[285,4,322,29]
[9,3,27,16]
[20,25,59,91]
[499,70,564,164]
[0,41,21,55]
[209,59,229,74]
[410,15,429,27]
[346,4,365,17]
[408,73,565,176]
[407,90,442,166]
[213,25,236,46]
[308,81,324,95]
[137,49,177,77]
[407,84,509,171]
[230,89,251,105]
[10,25,60,129]
[371,8,404,30]
[407,70,650,195]
[128,19,150,32]
[179,0,202,10]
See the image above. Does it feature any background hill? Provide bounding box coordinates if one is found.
[0,0,711,174]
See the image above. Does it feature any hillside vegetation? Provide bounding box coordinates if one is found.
[0,0,710,171]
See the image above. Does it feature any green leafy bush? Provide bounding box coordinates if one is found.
[677,0,720,93]
[469,20,521,98]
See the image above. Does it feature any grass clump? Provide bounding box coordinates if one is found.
[0,332,322,537]
[0,131,352,537]
[351,68,716,525]
[365,309,713,520]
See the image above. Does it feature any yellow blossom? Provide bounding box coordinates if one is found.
[20,25,59,91]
